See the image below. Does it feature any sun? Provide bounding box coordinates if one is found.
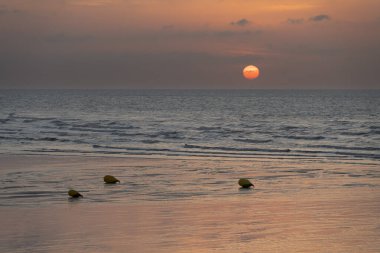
[243,65,260,79]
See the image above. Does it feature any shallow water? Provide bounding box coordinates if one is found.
[1,196,379,253]
[1,155,379,206]
[0,155,379,253]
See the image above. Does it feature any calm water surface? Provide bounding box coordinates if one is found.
[0,156,379,253]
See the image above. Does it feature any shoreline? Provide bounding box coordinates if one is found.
[2,152,379,165]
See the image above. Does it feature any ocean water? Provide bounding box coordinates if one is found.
[0,89,379,161]
[1,90,380,252]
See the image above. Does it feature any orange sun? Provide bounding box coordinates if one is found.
[243,65,260,79]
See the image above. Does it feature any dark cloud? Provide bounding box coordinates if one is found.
[230,18,250,27]
[309,14,330,22]
[287,15,330,24]
[287,18,304,25]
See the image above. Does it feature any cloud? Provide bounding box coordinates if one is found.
[66,0,115,6]
[0,6,21,15]
[286,15,330,24]
[156,27,263,40]
[230,18,250,27]
[287,18,304,25]
[45,33,95,43]
[309,14,330,22]
[213,29,261,38]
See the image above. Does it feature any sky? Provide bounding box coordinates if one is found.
[0,0,379,89]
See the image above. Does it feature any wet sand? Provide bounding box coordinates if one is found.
[0,155,379,252]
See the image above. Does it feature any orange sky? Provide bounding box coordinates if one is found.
[1,0,379,89]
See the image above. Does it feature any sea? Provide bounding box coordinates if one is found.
[0,89,379,161]
[1,89,380,252]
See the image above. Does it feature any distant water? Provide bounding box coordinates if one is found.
[0,89,379,161]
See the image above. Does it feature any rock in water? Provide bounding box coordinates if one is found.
[104,175,120,184]
[68,189,83,198]
[238,178,254,188]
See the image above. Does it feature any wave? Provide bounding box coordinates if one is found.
[21,144,380,161]
[26,142,376,160]
[196,126,222,131]
[0,113,16,124]
[72,122,138,130]
[280,126,304,131]
[196,126,245,135]
[289,148,380,160]
[69,127,118,133]
[51,120,70,127]
[240,124,261,129]
[183,144,291,153]
[48,120,140,134]
[111,132,145,137]
[148,131,184,139]
[141,140,160,144]
[0,119,10,124]
[307,144,380,152]
[340,131,369,136]
[39,131,69,136]
[93,144,292,155]
[0,130,18,134]
[233,138,272,144]
[182,144,380,160]
[92,144,172,152]
[16,116,56,123]
[334,151,380,160]
[0,136,70,142]
[273,135,325,140]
